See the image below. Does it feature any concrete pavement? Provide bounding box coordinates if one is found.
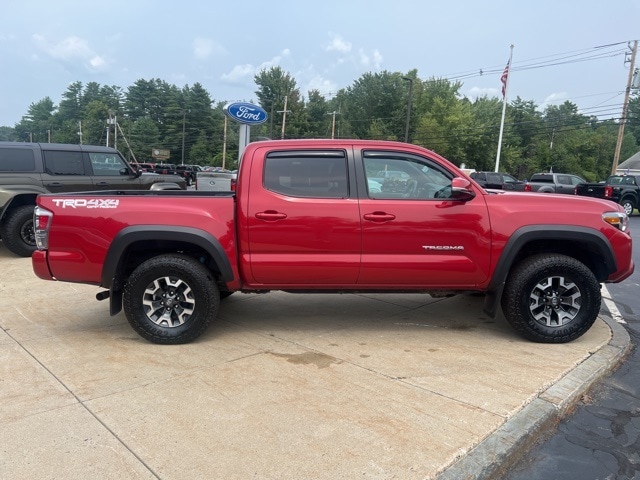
[0,242,630,479]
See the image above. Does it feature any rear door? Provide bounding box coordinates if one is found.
[41,149,92,192]
[356,149,491,288]
[244,147,361,285]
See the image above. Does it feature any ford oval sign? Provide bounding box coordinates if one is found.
[223,102,268,125]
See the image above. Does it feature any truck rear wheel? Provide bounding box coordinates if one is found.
[0,205,37,257]
[501,254,601,343]
[123,254,219,344]
[621,199,634,216]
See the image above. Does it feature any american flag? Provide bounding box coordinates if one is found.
[500,61,510,98]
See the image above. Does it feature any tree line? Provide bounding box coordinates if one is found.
[1,66,639,181]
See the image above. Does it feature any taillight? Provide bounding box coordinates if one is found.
[34,206,53,250]
[604,186,613,199]
[231,178,237,192]
[524,183,531,192]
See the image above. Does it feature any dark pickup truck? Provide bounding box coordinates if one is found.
[575,175,640,216]
[469,171,524,190]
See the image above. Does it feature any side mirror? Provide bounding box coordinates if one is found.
[450,177,476,201]
[127,167,141,178]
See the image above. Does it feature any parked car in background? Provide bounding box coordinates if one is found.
[153,163,179,175]
[0,142,185,257]
[514,172,586,194]
[195,170,237,191]
[469,171,524,190]
[132,162,156,173]
[175,164,202,186]
[575,174,640,215]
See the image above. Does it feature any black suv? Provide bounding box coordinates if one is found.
[469,171,524,190]
[0,142,186,257]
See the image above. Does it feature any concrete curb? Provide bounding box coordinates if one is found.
[435,315,632,480]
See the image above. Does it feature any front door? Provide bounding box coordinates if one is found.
[357,150,491,288]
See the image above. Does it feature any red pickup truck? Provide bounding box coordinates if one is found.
[31,139,634,345]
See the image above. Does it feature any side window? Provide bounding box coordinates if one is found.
[0,148,36,172]
[263,151,348,198]
[572,176,585,186]
[556,175,570,185]
[363,152,452,199]
[89,152,127,176]
[502,174,516,184]
[486,173,500,184]
[42,150,84,175]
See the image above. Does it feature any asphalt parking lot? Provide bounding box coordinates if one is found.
[0,242,630,480]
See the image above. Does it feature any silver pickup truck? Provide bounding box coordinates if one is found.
[516,172,586,194]
[195,171,237,191]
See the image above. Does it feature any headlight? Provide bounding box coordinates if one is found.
[602,211,629,232]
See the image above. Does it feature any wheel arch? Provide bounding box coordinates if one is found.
[0,192,39,221]
[101,226,235,314]
[483,225,616,318]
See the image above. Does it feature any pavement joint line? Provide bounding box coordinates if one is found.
[434,315,632,480]
[4,328,162,480]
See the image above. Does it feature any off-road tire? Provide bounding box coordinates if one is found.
[0,205,37,257]
[501,254,601,343]
[123,254,219,344]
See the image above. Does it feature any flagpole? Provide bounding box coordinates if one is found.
[495,44,514,172]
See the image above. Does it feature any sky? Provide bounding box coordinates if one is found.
[1,0,639,127]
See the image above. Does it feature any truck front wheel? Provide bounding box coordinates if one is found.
[0,205,37,257]
[501,254,600,343]
[123,254,219,344]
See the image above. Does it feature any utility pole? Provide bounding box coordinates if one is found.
[611,40,638,175]
[222,116,227,171]
[181,109,187,165]
[402,77,414,143]
[326,111,340,139]
[277,96,290,140]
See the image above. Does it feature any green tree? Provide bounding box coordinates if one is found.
[254,66,304,139]
[14,97,56,143]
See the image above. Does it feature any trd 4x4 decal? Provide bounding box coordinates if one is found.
[51,198,119,209]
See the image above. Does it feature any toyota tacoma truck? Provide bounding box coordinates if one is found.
[31,139,634,345]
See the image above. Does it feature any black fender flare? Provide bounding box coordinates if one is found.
[483,225,616,317]
[101,226,235,314]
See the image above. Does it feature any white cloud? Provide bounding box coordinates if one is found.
[465,86,498,100]
[304,75,338,97]
[220,64,254,82]
[192,37,226,59]
[326,32,352,53]
[32,34,108,71]
[221,49,292,83]
[372,49,383,69]
[543,92,568,104]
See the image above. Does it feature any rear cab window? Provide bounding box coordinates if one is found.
[263,150,348,198]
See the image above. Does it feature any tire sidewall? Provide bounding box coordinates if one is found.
[503,255,600,343]
[1,205,37,257]
[123,255,219,344]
